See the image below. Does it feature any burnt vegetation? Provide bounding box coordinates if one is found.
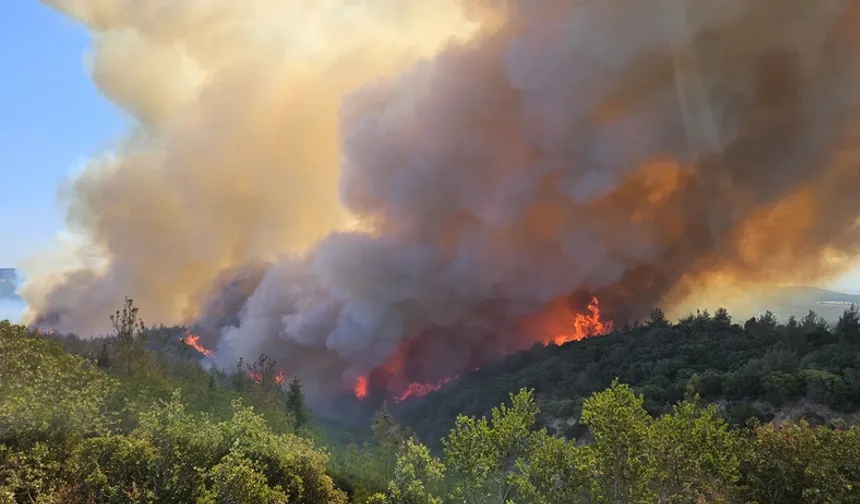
[2,299,860,503]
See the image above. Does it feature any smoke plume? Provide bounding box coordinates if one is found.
[27,0,860,402]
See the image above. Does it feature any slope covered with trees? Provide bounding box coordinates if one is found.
[2,299,860,503]
[399,306,860,445]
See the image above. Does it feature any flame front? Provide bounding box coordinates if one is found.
[544,296,613,346]
[182,331,213,356]
[394,375,456,402]
[348,298,612,402]
[353,376,368,399]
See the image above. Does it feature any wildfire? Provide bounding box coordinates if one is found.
[348,297,613,402]
[354,376,368,399]
[394,375,456,402]
[181,331,213,356]
[248,370,286,385]
[543,296,613,346]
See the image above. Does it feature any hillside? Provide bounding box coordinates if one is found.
[3,301,860,503]
[397,306,860,447]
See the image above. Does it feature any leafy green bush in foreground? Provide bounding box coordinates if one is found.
[372,383,860,504]
[3,299,860,503]
[0,320,346,503]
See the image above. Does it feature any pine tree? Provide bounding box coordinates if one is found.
[97,341,111,369]
[110,297,146,374]
[648,307,669,328]
[372,402,411,481]
[714,307,732,326]
[285,375,309,432]
[836,304,860,342]
[232,358,246,392]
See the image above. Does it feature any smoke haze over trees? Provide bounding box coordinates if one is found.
[22,0,860,405]
[7,1,860,501]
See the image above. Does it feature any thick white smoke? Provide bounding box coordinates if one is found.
[26,0,479,333]
[29,0,860,401]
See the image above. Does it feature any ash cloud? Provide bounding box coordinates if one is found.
[27,0,860,401]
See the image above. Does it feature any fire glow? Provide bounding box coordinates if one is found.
[352,297,613,401]
[182,331,213,357]
[248,370,286,385]
[394,375,456,402]
[353,376,368,399]
[539,297,613,347]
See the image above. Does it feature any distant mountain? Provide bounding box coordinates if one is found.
[756,285,860,323]
[0,268,20,300]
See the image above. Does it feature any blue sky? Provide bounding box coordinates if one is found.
[1,0,126,267]
[1,1,858,294]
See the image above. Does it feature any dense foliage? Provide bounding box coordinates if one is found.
[400,306,860,444]
[0,310,347,503]
[2,300,860,503]
[372,384,860,504]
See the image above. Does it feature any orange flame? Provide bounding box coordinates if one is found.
[394,375,456,402]
[247,370,285,385]
[353,375,368,399]
[182,331,214,356]
[347,301,611,402]
[542,296,613,346]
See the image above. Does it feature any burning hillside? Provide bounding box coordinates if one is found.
[25,0,860,408]
[181,331,213,357]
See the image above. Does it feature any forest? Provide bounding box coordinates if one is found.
[2,299,860,503]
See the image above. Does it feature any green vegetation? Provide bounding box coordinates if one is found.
[2,299,860,503]
[371,384,860,504]
[401,306,860,444]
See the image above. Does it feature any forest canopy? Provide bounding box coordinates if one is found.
[2,300,860,503]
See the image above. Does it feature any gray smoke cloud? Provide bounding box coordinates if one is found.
[27,0,860,400]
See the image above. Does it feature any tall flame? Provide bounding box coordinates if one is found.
[353,376,368,400]
[544,296,613,346]
[182,331,213,356]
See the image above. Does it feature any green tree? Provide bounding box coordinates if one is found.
[70,393,348,503]
[801,309,828,331]
[738,422,860,503]
[648,308,669,328]
[376,439,445,504]
[648,398,741,502]
[836,304,860,342]
[372,401,411,481]
[579,380,653,503]
[0,325,116,448]
[285,375,310,433]
[198,449,288,504]
[510,434,588,504]
[714,307,732,326]
[109,297,147,375]
[443,388,542,503]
